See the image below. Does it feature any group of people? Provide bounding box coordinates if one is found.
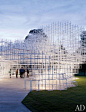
[9,67,29,78]
[19,67,29,78]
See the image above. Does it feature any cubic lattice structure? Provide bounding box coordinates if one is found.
[0,22,85,90]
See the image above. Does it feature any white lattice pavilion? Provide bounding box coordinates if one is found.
[0,22,85,90]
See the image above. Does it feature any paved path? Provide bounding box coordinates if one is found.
[0,76,31,112]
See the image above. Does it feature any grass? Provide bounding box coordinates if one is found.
[22,76,86,112]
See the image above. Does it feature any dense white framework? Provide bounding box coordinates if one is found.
[0,22,85,90]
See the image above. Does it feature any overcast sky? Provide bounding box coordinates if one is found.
[0,0,86,41]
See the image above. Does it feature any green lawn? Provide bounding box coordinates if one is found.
[22,76,86,112]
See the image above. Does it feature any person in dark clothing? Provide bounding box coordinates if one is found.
[20,67,24,78]
[27,67,29,77]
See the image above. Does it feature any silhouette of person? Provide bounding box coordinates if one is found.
[9,69,11,78]
[20,67,24,78]
[16,69,18,78]
[27,67,29,77]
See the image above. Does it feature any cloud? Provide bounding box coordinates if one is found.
[0,0,86,41]
[0,29,29,41]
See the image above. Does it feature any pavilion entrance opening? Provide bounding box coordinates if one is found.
[75,63,86,76]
